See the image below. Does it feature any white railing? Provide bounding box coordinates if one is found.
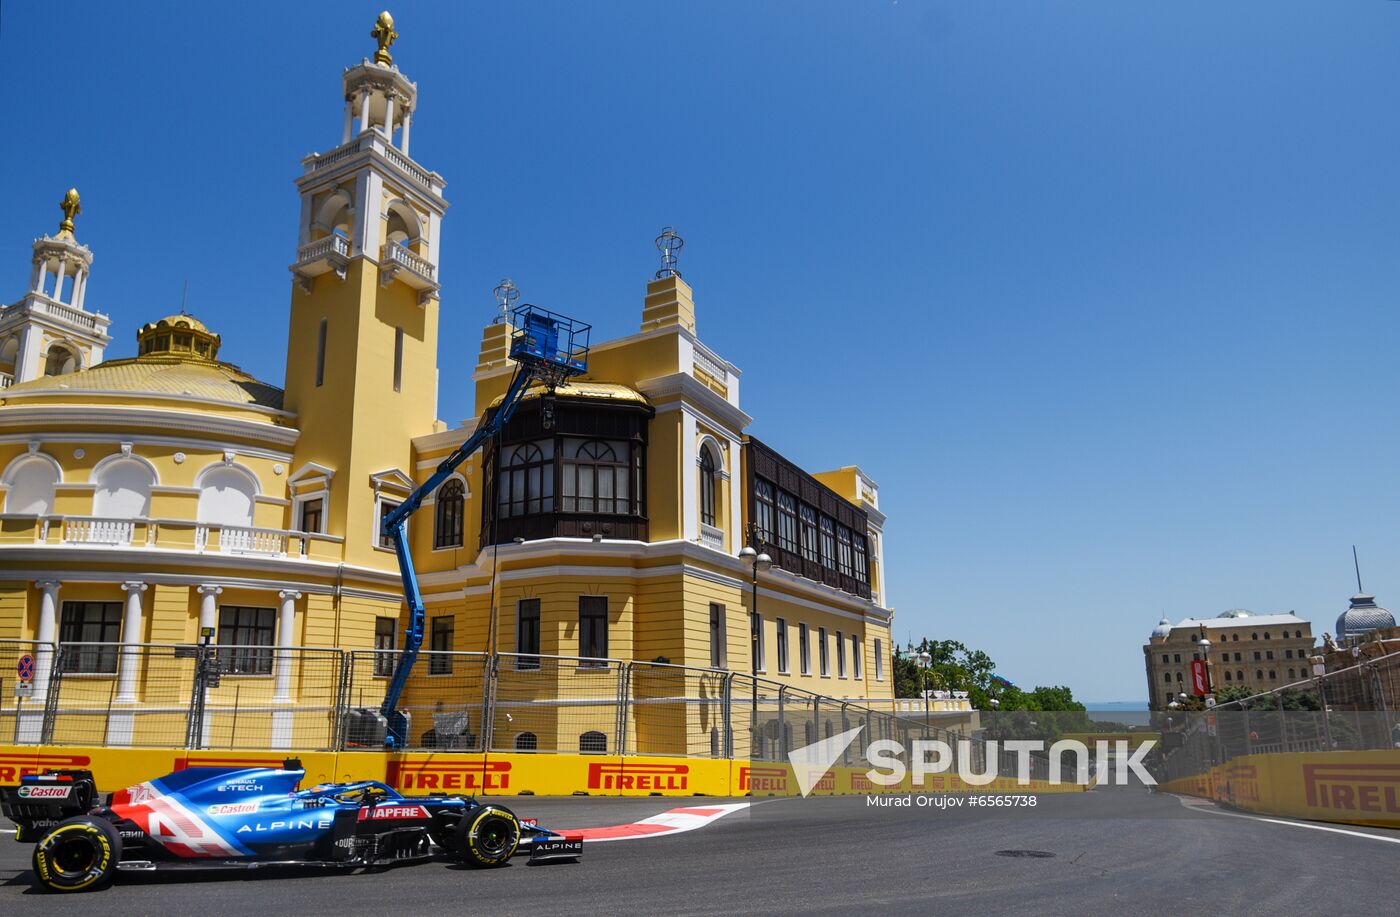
[382,143,433,188]
[63,517,135,546]
[0,371,12,389]
[306,139,363,172]
[382,243,436,281]
[194,524,288,556]
[691,343,729,386]
[700,523,725,551]
[296,234,351,264]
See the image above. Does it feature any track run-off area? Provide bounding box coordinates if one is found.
[3,786,1397,916]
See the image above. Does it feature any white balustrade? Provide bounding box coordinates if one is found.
[699,523,725,551]
[63,517,135,546]
[296,234,351,264]
[0,371,12,389]
[382,243,436,281]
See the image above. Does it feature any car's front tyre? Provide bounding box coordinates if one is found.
[454,805,519,868]
[31,816,122,893]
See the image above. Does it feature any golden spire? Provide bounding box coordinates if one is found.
[371,11,398,66]
[58,188,81,237]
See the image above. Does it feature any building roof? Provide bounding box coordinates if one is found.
[1174,612,1309,631]
[486,380,649,410]
[2,354,284,410]
[1336,594,1396,642]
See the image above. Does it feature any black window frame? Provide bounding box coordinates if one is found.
[562,438,631,515]
[579,596,608,665]
[434,478,466,549]
[429,616,454,674]
[217,605,276,676]
[776,617,789,674]
[709,603,726,669]
[819,626,830,676]
[799,503,819,563]
[753,478,776,547]
[799,622,811,675]
[499,440,554,518]
[699,447,717,527]
[298,496,324,534]
[58,601,121,674]
[374,616,397,677]
[378,497,402,549]
[517,598,541,668]
[777,490,799,554]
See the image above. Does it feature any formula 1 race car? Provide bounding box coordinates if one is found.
[0,759,581,893]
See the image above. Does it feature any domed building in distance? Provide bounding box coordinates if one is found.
[1143,609,1315,710]
[0,13,894,754]
[1335,592,1396,644]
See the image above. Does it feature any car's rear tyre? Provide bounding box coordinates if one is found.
[454,805,519,868]
[31,816,122,893]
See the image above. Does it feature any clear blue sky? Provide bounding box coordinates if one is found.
[5,1,1400,702]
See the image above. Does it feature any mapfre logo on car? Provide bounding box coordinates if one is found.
[1303,762,1400,813]
[357,805,429,821]
[386,760,510,792]
[587,762,688,791]
[16,785,71,799]
[0,753,90,783]
[738,766,789,793]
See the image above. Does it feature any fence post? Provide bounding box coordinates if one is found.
[722,673,733,759]
[334,649,353,750]
[480,654,498,753]
[615,662,631,756]
[777,686,786,755]
[40,643,63,745]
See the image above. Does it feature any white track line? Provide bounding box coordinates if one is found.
[1173,794,1400,845]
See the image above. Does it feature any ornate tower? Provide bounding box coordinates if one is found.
[0,189,112,386]
[284,12,448,565]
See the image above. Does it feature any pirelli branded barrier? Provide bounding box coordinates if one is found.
[0,746,1086,798]
[1159,750,1400,828]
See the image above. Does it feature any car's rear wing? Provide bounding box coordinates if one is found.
[0,770,99,842]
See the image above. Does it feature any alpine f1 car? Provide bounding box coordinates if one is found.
[1,759,581,893]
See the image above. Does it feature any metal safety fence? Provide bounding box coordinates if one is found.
[0,638,1037,780]
[1159,646,1400,784]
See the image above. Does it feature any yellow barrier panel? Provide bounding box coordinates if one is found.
[1159,749,1400,829]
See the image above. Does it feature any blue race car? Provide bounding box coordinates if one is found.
[0,759,581,893]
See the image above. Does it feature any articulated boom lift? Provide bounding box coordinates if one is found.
[348,305,589,748]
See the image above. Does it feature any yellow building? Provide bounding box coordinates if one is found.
[0,14,893,755]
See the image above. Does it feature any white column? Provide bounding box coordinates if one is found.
[196,585,222,635]
[72,267,87,309]
[726,436,743,553]
[15,324,43,383]
[342,98,354,144]
[359,91,371,134]
[681,410,699,542]
[115,582,147,703]
[382,94,395,140]
[33,580,60,700]
[50,257,66,303]
[400,110,411,155]
[33,259,48,294]
[273,590,300,701]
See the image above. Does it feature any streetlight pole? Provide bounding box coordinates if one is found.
[1310,654,1333,750]
[918,649,932,733]
[739,525,771,756]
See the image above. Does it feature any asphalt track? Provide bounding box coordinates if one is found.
[2,785,1396,916]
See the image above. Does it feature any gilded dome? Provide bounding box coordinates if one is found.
[137,313,221,361]
[1,356,283,410]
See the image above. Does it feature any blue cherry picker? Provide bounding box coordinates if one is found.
[345,304,590,749]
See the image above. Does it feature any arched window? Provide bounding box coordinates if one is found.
[579,731,607,754]
[514,732,538,752]
[699,447,717,527]
[1263,631,1270,640]
[44,344,78,376]
[196,465,257,528]
[1236,670,1243,681]
[434,478,465,548]
[385,201,422,250]
[562,439,629,514]
[3,455,59,514]
[0,336,18,372]
[498,440,553,517]
[93,457,154,518]
[1294,629,1302,638]
[1288,668,1296,679]
[1255,669,1263,680]
[1224,670,1232,681]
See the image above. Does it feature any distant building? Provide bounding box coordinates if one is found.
[1143,609,1314,710]
[1335,592,1396,644]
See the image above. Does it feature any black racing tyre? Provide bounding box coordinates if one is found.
[453,805,520,868]
[31,816,122,893]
